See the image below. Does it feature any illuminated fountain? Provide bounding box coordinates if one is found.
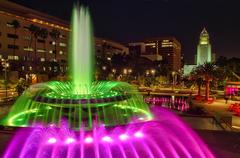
[0,6,151,129]
[2,5,215,158]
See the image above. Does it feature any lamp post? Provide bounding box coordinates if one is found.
[1,59,9,99]
[151,69,156,76]
[171,71,176,90]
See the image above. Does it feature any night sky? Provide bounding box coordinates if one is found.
[9,0,240,64]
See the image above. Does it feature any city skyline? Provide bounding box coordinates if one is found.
[8,0,240,63]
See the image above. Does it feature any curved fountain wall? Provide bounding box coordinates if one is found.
[4,107,214,158]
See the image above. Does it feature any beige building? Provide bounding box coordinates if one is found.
[0,1,69,81]
[0,1,128,82]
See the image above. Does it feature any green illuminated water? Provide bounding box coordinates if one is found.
[69,6,94,94]
[0,5,152,129]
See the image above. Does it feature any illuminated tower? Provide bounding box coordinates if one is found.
[196,28,212,65]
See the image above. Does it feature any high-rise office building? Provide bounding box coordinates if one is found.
[196,28,212,65]
[129,37,182,72]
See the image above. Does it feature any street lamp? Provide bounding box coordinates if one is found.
[151,69,156,76]
[112,68,116,74]
[123,68,127,75]
[146,70,150,76]
[1,59,9,99]
[128,69,132,74]
[171,71,176,90]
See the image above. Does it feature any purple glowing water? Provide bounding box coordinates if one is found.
[3,107,215,158]
[145,97,190,112]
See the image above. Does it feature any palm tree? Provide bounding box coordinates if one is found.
[190,66,204,96]
[194,62,217,101]
[27,24,40,60]
[38,28,48,60]
[11,20,20,56]
[49,29,60,61]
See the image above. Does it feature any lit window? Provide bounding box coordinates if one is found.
[40,58,45,62]
[59,51,63,55]
[43,67,46,71]
[59,42,66,47]
[29,66,32,71]
[54,66,58,72]
[14,56,19,60]
[49,50,53,54]
[37,49,46,53]
[23,47,34,52]
[49,67,52,71]
[22,66,24,71]
[163,40,169,42]
[60,34,66,39]
[6,22,13,28]
[162,44,173,47]
[23,36,31,41]
[200,41,207,45]
[8,56,19,60]
[146,43,156,46]
[50,41,56,45]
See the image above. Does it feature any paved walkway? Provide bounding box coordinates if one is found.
[192,99,240,129]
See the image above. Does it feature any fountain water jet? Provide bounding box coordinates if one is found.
[69,5,94,94]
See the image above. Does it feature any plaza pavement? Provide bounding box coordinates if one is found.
[192,99,240,129]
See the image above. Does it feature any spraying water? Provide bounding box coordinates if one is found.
[69,5,95,94]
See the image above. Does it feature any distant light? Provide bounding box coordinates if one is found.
[134,132,144,138]
[65,137,76,144]
[119,134,129,141]
[102,66,107,70]
[47,137,57,144]
[102,136,113,143]
[85,136,93,144]
[49,124,55,127]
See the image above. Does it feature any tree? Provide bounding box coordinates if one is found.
[192,62,217,101]
[16,78,26,96]
[38,28,48,60]
[28,24,40,60]
[190,66,204,96]
[49,29,60,60]
[11,20,20,56]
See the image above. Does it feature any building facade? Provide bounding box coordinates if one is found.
[0,1,69,82]
[196,28,212,65]
[96,38,129,57]
[0,1,128,83]
[129,37,182,72]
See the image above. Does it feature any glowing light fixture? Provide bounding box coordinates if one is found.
[134,132,144,138]
[85,136,93,144]
[65,137,76,144]
[47,137,57,144]
[102,136,113,143]
[119,134,129,141]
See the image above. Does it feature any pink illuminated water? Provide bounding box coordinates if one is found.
[4,107,215,158]
[145,97,190,112]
